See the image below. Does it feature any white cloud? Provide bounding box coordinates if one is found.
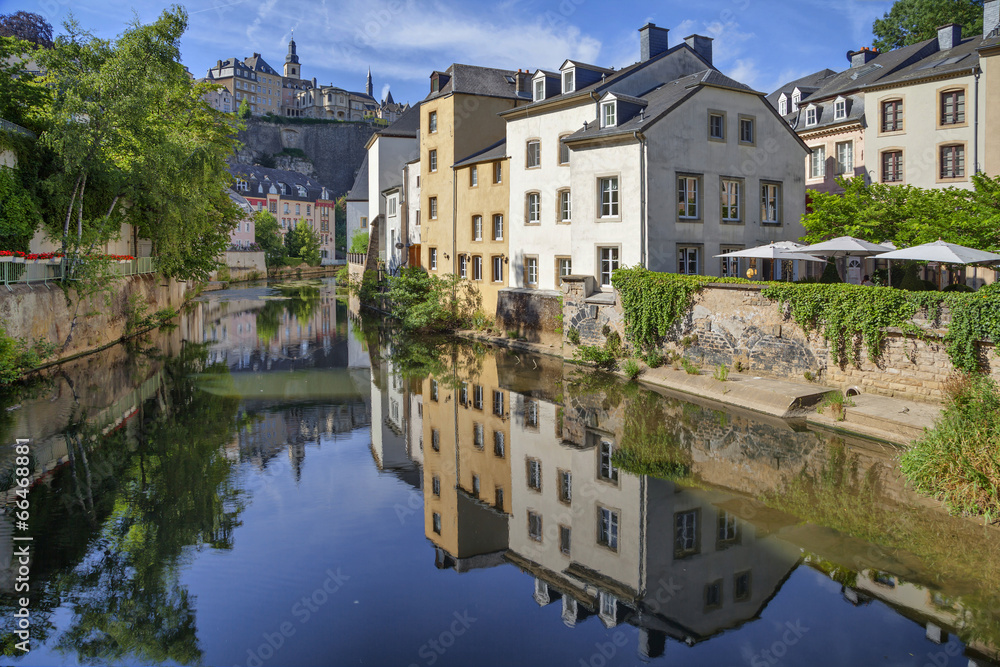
[380,83,391,101]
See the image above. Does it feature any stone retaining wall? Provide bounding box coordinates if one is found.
[495,288,562,347]
[562,280,999,403]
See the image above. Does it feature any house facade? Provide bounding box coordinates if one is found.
[365,105,421,266]
[345,154,370,253]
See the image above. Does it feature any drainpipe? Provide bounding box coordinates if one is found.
[975,65,982,175]
[635,131,647,268]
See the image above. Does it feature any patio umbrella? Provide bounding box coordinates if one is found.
[800,236,889,257]
[874,240,1000,290]
[714,243,828,262]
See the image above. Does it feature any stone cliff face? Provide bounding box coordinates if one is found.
[234,119,375,196]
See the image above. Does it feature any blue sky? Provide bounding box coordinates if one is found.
[7,0,897,103]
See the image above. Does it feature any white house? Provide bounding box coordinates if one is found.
[345,153,369,252]
[366,105,420,261]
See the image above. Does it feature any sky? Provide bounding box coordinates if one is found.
[4,0,898,104]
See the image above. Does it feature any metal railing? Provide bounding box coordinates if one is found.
[1,257,158,290]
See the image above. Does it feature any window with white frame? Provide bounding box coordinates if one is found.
[527,458,541,491]
[599,177,619,217]
[761,182,781,225]
[559,136,570,165]
[526,140,540,168]
[598,506,619,551]
[678,246,700,275]
[709,112,725,140]
[806,106,817,125]
[739,116,754,144]
[493,430,505,457]
[563,69,574,93]
[779,96,787,115]
[810,146,826,179]
[493,161,502,184]
[836,141,854,175]
[598,440,618,482]
[559,189,571,222]
[473,423,484,449]
[470,166,478,187]
[492,255,504,283]
[525,256,538,285]
[720,247,741,278]
[599,247,619,286]
[721,179,742,222]
[835,97,847,120]
[473,384,484,410]
[429,149,437,172]
[429,247,438,270]
[533,78,545,102]
[557,257,572,281]
[525,399,538,427]
[472,215,483,241]
[675,510,700,558]
[526,192,540,223]
[387,197,396,216]
[473,256,483,280]
[429,197,438,219]
[528,511,542,541]
[601,101,616,128]
[941,144,965,179]
[459,255,468,278]
[791,91,801,112]
[678,175,699,219]
[493,214,503,240]
[429,110,437,133]
[558,470,571,503]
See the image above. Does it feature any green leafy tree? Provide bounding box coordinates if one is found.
[285,219,321,266]
[334,195,347,255]
[873,0,984,52]
[349,230,369,253]
[253,209,286,268]
[0,165,41,250]
[0,36,48,131]
[237,97,251,120]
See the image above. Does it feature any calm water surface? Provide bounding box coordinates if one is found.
[1,279,998,667]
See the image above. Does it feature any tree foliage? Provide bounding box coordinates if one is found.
[0,36,49,131]
[0,165,41,251]
[383,267,481,332]
[873,0,984,52]
[253,210,286,268]
[0,11,53,48]
[349,230,369,254]
[802,175,1000,252]
[284,219,321,266]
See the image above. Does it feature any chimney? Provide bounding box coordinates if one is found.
[849,47,878,68]
[639,23,669,62]
[986,0,1000,37]
[684,34,714,66]
[514,69,531,95]
[937,23,962,51]
[217,59,223,69]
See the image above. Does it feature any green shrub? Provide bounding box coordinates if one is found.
[566,328,580,345]
[819,260,842,284]
[712,364,729,382]
[643,351,664,368]
[943,283,974,293]
[899,263,926,291]
[623,358,642,380]
[349,231,370,254]
[605,330,623,356]
[819,390,854,421]
[681,358,700,375]
[901,374,1000,517]
[573,344,617,369]
[0,327,54,385]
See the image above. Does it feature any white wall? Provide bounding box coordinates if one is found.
[405,161,421,247]
[346,200,369,250]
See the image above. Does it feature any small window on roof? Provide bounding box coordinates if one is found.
[601,101,616,128]
[835,97,847,120]
[534,78,545,102]
[563,69,575,94]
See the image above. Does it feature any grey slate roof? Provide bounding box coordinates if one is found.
[765,69,836,108]
[425,63,528,101]
[227,163,334,202]
[868,34,982,88]
[244,54,279,76]
[374,103,421,138]
[453,139,507,168]
[345,154,369,202]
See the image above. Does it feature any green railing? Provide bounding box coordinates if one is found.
[1,257,158,290]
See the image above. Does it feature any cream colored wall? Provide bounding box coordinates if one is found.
[455,159,509,315]
[802,123,866,193]
[982,48,1000,176]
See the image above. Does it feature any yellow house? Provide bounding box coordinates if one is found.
[453,141,509,316]
[419,65,530,281]
[980,27,1000,176]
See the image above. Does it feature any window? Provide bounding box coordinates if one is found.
[525,399,538,428]
[469,216,482,242]
[761,182,781,225]
[429,150,437,172]
[941,90,965,125]
[599,177,619,217]
[495,486,504,509]
[558,470,572,503]
[459,255,468,279]
[678,247,700,275]
[360,216,368,228]
[429,197,438,219]
[472,256,483,281]
[284,203,290,214]
[721,179,742,222]
[533,78,545,102]
[557,189,571,222]
[597,507,619,551]
[469,166,477,187]
[528,511,542,541]
[940,144,965,179]
[598,440,618,482]
[559,525,571,555]
[472,475,480,498]
[493,214,503,241]
[525,256,538,285]
[678,176,699,219]
[835,98,847,120]
[492,256,503,283]
[473,423,484,449]
[459,382,468,405]
[810,146,826,179]
[493,390,504,416]
[432,512,441,534]
[601,102,616,128]
[563,69,574,93]
[675,509,700,558]
[387,198,396,216]
[739,116,754,144]
[429,110,437,133]
[432,475,441,496]
[709,112,725,140]
[734,571,752,602]
[557,257,572,280]
[527,458,541,491]
[806,106,817,126]
[882,150,903,183]
[705,581,723,609]
[599,247,619,286]
[559,136,570,165]
[431,428,440,451]
[791,92,800,112]
[473,385,484,410]
[881,99,903,132]
[526,140,540,168]
[493,430,505,457]
[493,161,502,184]
[526,192,541,223]
[720,248,741,278]
[836,141,854,175]
[717,511,741,549]
[429,247,438,270]
[430,379,439,401]
[779,96,787,116]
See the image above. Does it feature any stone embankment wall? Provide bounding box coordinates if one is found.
[562,278,998,403]
[0,274,189,363]
[495,288,563,348]
[235,119,374,196]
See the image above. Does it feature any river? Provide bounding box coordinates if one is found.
[0,279,997,666]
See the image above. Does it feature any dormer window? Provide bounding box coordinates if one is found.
[779,95,788,116]
[806,106,817,126]
[601,101,616,128]
[533,78,545,102]
[791,92,801,112]
[279,183,287,195]
[834,97,847,120]
[563,69,575,93]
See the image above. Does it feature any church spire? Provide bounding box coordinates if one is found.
[366,67,373,97]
